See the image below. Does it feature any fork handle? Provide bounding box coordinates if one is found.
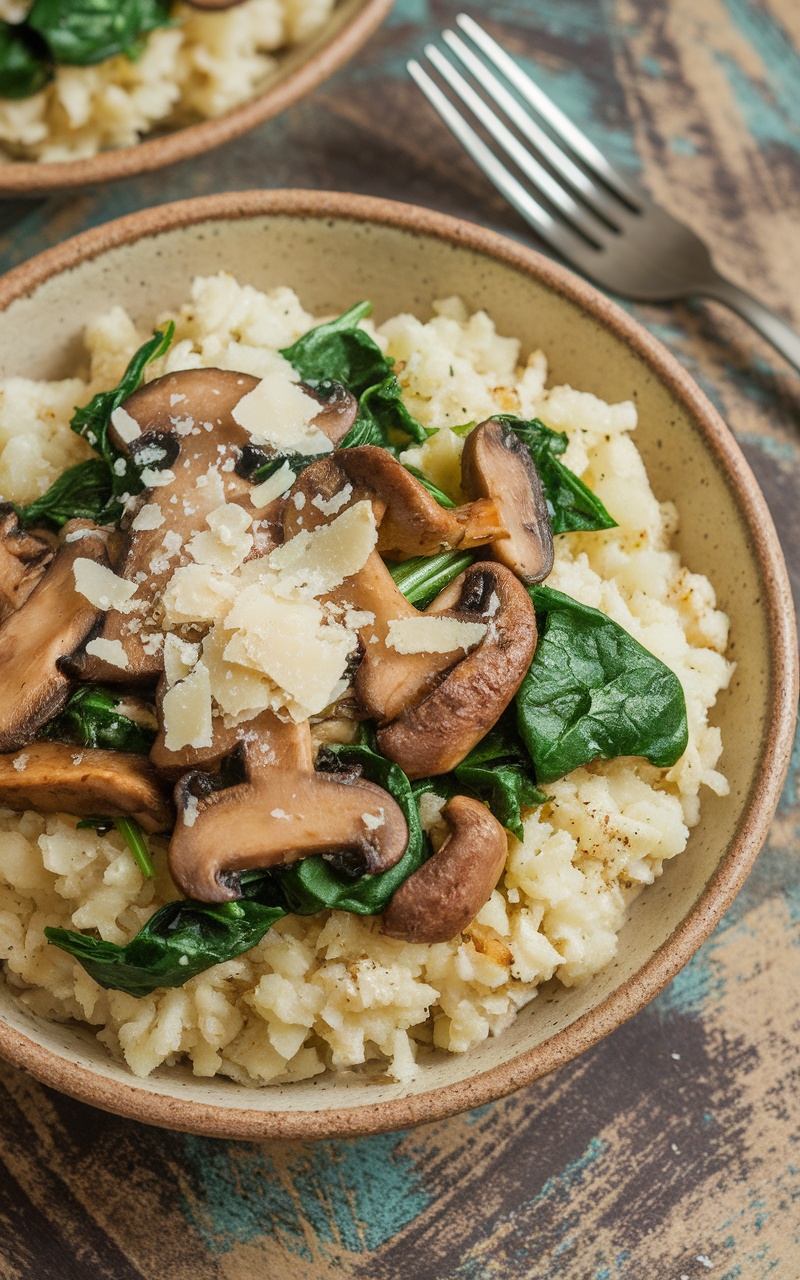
[700,274,800,375]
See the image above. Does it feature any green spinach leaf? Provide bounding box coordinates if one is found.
[388,549,476,609]
[27,0,172,67]
[275,735,430,915]
[16,458,114,530]
[516,585,689,783]
[46,885,287,998]
[355,374,428,447]
[497,416,616,534]
[401,466,455,508]
[0,20,52,97]
[43,686,156,753]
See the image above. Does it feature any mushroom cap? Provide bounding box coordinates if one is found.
[0,504,55,625]
[0,742,174,833]
[460,419,554,584]
[376,562,537,778]
[168,715,409,903]
[0,528,110,753]
[75,368,357,684]
[382,794,509,943]
[336,446,504,560]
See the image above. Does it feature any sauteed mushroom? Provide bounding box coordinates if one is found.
[0,505,54,624]
[0,742,173,833]
[0,525,111,752]
[74,368,356,683]
[461,419,554,584]
[169,712,408,903]
[383,795,508,943]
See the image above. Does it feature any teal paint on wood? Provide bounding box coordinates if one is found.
[720,0,800,152]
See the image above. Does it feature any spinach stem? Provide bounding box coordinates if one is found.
[113,818,155,879]
[389,550,476,608]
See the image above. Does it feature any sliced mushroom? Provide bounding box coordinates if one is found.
[461,419,554,584]
[0,505,55,624]
[0,526,110,753]
[335,446,504,559]
[382,795,508,942]
[0,742,173,833]
[184,0,245,8]
[72,368,357,684]
[376,562,537,778]
[169,712,409,903]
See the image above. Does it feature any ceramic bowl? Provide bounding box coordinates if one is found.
[0,190,795,1139]
[0,0,390,196]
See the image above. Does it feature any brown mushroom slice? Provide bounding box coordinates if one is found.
[0,528,110,753]
[0,742,174,833]
[184,0,244,8]
[72,368,356,684]
[335,446,504,559]
[283,458,477,722]
[460,419,554,584]
[0,505,55,624]
[376,562,537,778]
[382,795,508,943]
[169,713,409,903]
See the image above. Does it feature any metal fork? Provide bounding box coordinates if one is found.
[409,14,800,375]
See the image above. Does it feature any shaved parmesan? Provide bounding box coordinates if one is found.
[386,616,487,655]
[140,468,175,488]
[267,500,376,596]
[250,462,296,509]
[161,563,237,627]
[73,559,137,613]
[84,638,129,669]
[131,502,165,532]
[311,483,353,517]
[188,503,254,572]
[110,405,141,444]
[232,371,334,457]
[202,626,281,721]
[163,635,201,688]
[162,661,213,750]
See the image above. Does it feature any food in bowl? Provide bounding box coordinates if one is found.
[0,274,732,1085]
[0,0,335,162]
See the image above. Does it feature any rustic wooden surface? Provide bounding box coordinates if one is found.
[0,1,799,1276]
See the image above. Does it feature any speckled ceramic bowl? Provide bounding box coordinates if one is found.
[0,0,390,196]
[0,191,795,1139]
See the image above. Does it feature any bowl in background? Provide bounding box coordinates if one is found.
[0,0,391,196]
[0,190,795,1138]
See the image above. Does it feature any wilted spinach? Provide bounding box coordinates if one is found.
[0,20,52,97]
[27,0,172,67]
[43,686,156,754]
[46,888,287,998]
[276,736,430,915]
[498,416,616,535]
[19,324,173,530]
[388,549,476,609]
[77,815,155,879]
[280,303,428,449]
[516,585,689,784]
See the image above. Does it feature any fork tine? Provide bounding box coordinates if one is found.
[407,59,598,268]
[426,43,610,246]
[456,13,642,208]
[442,29,625,229]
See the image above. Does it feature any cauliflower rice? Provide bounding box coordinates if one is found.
[0,276,732,1084]
[0,0,334,163]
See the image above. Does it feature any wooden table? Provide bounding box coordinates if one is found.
[1,2,799,1276]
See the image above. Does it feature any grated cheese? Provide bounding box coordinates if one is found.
[73,559,137,613]
[110,405,141,444]
[267,500,376,596]
[131,503,165,532]
[386,616,487,655]
[162,661,213,750]
[84,637,130,669]
[232,370,334,457]
[250,462,296,509]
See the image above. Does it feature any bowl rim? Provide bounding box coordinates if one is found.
[0,188,796,1140]
[0,0,391,196]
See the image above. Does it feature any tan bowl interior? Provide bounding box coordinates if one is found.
[0,193,795,1139]
[0,0,391,195]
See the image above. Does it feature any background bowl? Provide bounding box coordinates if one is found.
[0,190,795,1139]
[0,0,391,197]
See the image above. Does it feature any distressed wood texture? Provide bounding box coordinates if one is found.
[1,1,799,1277]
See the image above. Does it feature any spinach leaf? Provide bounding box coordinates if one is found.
[16,458,114,530]
[516,585,689,784]
[43,686,156,753]
[0,20,52,97]
[46,885,287,998]
[275,735,430,915]
[388,549,476,609]
[78,816,154,878]
[27,0,172,67]
[281,304,428,449]
[413,718,546,840]
[497,416,616,534]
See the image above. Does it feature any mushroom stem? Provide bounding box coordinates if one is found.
[382,795,509,943]
[0,505,55,624]
[168,713,409,903]
[0,742,174,833]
